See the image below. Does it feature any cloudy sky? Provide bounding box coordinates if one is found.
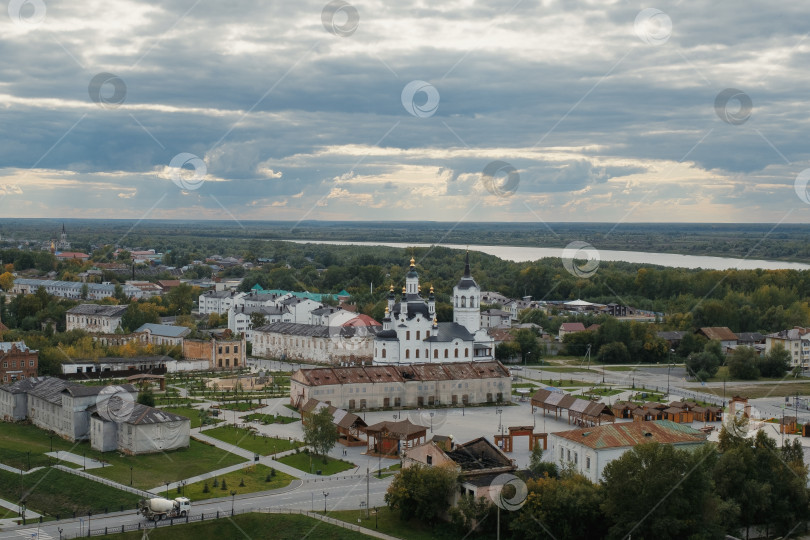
[1,0,810,223]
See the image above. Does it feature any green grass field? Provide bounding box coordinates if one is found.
[182,464,295,501]
[203,426,304,456]
[325,507,462,540]
[158,406,223,429]
[96,512,375,539]
[277,451,355,476]
[0,424,244,490]
[0,467,140,517]
[89,440,245,490]
[216,402,263,412]
[242,413,298,424]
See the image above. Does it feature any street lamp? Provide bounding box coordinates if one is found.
[129,466,133,486]
[323,491,329,514]
[231,490,236,515]
[165,481,170,498]
[496,407,503,435]
[429,412,435,433]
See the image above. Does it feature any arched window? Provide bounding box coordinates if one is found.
[461,297,466,307]
[454,349,459,358]
[444,350,449,358]
[434,349,438,359]
[382,349,387,358]
[465,348,469,357]
[405,349,410,359]
[415,350,420,358]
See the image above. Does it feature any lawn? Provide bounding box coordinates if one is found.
[89,440,245,490]
[580,387,624,397]
[202,426,305,456]
[0,467,140,517]
[277,451,355,476]
[159,406,223,429]
[97,512,375,539]
[694,381,810,399]
[182,464,295,501]
[326,506,463,540]
[0,423,244,488]
[216,402,263,412]
[243,412,299,424]
[602,366,638,372]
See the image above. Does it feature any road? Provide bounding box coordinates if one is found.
[0,474,391,539]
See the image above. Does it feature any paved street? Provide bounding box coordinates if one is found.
[0,474,391,539]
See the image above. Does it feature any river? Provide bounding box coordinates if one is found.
[286,240,810,271]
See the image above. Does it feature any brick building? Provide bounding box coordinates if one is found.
[1,342,38,383]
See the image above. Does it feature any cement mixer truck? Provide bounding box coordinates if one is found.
[137,496,191,521]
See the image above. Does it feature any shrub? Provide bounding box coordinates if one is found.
[212,477,219,488]
[202,483,210,493]
[220,478,228,490]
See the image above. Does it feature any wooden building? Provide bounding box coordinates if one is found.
[365,419,427,458]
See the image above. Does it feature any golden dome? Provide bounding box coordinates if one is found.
[409,256,415,267]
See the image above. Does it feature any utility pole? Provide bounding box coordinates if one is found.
[366,467,370,518]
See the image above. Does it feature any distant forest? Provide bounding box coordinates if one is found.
[3,219,810,262]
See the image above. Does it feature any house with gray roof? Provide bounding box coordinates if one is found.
[91,402,190,454]
[135,323,191,346]
[1,376,189,454]
[66,304,129,333]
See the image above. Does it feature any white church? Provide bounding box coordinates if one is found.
[373,254,495,365]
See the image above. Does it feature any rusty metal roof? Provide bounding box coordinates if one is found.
[552,420,707,450]
[293,361,508,387]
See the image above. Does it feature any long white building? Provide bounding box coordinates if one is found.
[373,255,494,365]
[11,278,143,300]
[290,361,511,410]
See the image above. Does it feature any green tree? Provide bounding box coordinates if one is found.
[303,406,338,463]
[528,443,558,478]
[80,283,89,300]
[249,311,267,329]
[758,344,789,378]
[602,443,724,540]
[715,423,809,538]
[511,472,606,540]
[165,283,196,315]
[113,283,128,303]
[685,351,721,380]
[137,388,155,407]
[513,328,541,363]
[385,463,459,523]
[727,346,759,380]
[596,342,630,364]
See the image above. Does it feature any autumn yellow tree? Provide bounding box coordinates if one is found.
[0,272,14,292]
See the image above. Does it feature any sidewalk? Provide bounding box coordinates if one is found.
[0,463,44,475]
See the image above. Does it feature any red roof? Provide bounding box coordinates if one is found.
[56,252,90,259]
[560,322,586,332]
[342,314,381,327]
